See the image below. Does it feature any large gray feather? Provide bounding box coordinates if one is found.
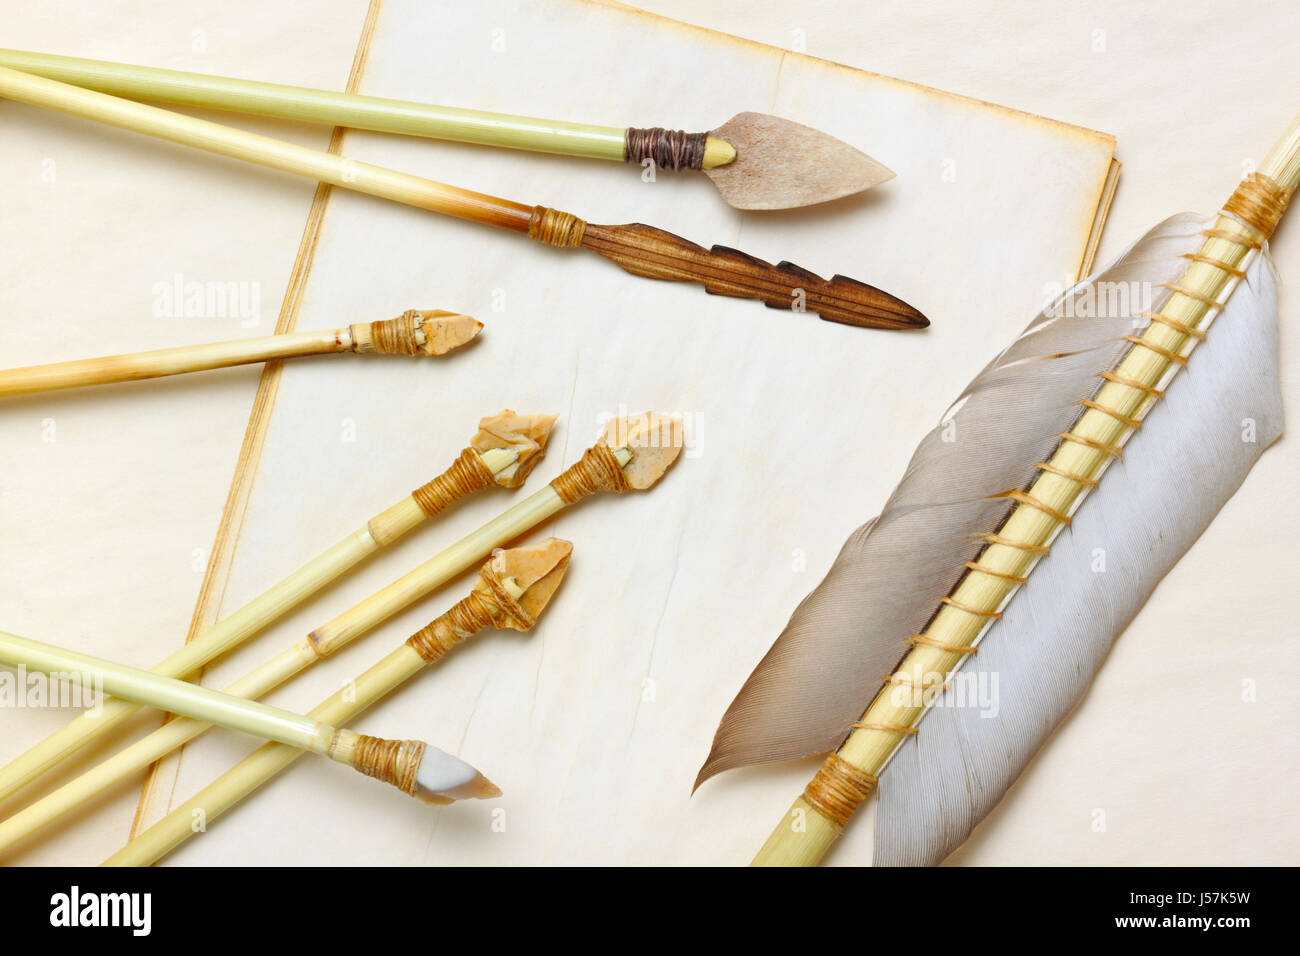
[875,240,1281,865]
[697,213,1249,787]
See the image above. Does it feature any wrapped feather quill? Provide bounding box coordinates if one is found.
[697,116,1300,866]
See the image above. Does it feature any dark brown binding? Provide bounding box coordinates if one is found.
[578,221,928,330]
[623,127,708,171]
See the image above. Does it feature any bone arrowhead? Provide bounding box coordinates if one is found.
[704,112,894,210]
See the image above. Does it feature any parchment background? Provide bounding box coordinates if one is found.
[1,0,1294,866]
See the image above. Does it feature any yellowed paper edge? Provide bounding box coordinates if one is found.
[1079,158,1123,278]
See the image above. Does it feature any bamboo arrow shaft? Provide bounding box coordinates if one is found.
[0,640,413,856]
[0,631,455,810]
[0,531,375,804]
[0,49,632,163]
[307,485,566,654]
[0,328,346,397]
[0,65,534,231]
[0,310,480,398]
[0,631,339,755]
[0,641,312,856]
[103,644,427,866]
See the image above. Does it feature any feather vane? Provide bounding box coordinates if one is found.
[697,214,1240,787]
[876,238,1280,864]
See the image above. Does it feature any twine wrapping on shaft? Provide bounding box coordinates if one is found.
[624,127,708,171]
[1223,173,1293,240]
[406,566,535,663]
[410,447,496,517]
[550,442,632,504]
[804,753,877,827]
[354,311,424,355]
[528,206,586,247]
[406,591,494,663]
[352,736,425,795]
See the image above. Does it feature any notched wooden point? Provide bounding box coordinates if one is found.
[472,410,557,488]
[579,221,927,330]
[705,112,895,210]
[819,274,929,330]
[418,310,483,355]
[601,412,685,488]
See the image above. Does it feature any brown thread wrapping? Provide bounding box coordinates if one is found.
[411,447,496,517]
[995,489,1073,525]
[1181,253,1247,278]
[406,567,534,664]
[884,673,952,692]
[1080,398,1144,429]
[352,735,425,795]
[1140,310,1207,341]
[1058,431,1125,457]
[1099,371,1163,397]
[940,595,1002,618]
[549,442,632,504]
[1035,459,1100,486]
[528,206,586,247]
[1222,173,1292,240]
[406,590,496,663]
[366,311,424,355]
[804,753,877,827]
[850,721,920,735]
[1122,335,1188,366]
[981,532,1051,555]
[1161,282,1223,309]
[907,633,978,655]
[1201,227,1261,250]
[623,127,708,171]
[478,566,534,630]
[963,560,1029,584]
